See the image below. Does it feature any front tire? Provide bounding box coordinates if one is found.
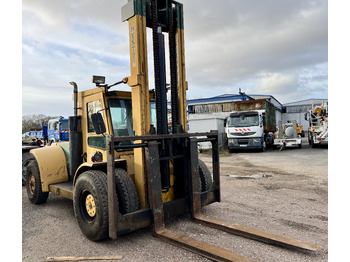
[73,170,109,241]
[26,160,49,204]
[308,133,312,145]
[311,135,317,148]
[73,169,139,241]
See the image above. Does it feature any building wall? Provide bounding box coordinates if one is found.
[186,95,327,142]
[188,114,226,149]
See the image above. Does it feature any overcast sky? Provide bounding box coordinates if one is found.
[22,0,328,117]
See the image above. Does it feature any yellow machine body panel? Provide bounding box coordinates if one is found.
[126,14,151,208]
[30,145,69,192]
[176,27,188,132]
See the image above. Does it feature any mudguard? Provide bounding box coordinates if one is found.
[30,144,69,192]
[73,159,127,186]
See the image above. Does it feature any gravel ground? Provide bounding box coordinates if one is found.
[22,138,327,262]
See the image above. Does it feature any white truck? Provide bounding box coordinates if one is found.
[225,99,276,152]
[305,102,328,147]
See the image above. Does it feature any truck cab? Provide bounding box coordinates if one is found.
[76,85,157,184]
[48,118,69,144]
[225,99,276,152]
[225,110,267,151]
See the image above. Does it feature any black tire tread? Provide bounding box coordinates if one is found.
[198,159,213,192]
[26,160,49,204]
[22,152,35,186]
[114,168,139,214]
[73,170,109,241]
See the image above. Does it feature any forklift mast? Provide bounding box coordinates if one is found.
[122,0,188,208]
[122,0,187,134]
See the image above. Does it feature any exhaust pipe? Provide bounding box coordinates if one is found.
[69,82,82,181]
[70,81,78,117]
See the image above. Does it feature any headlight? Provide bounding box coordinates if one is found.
[253,139,261,143]
[91,151,103,162]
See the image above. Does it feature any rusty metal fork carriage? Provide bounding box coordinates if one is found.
[106,131,319,262]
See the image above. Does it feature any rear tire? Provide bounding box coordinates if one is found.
[26,160,49,204]
[73,170,109,241]
[198,159,213,192]
[22,152,35,186]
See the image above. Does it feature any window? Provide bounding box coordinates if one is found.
[88,137,106,149]
[87,100,102,133]
[228,114,259,127]
[60,120,69,131]
[108,99,133,137]
[49,120,58,130]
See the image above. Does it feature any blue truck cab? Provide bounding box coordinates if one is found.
[48,118,69,144]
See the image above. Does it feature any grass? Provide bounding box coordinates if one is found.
[22,137,34,142]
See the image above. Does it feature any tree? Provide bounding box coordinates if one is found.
[22,114,59,134]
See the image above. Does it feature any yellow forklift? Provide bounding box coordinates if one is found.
[26,1,319,260]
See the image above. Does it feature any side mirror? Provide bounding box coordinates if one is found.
[91,113,106,134]
[304,113,308,121]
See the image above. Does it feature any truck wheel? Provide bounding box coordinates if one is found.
[114,168,139,214]
[198,159,213,192]
[260,142,266,152]
[22,152,35,186]
[26,160,49,204]
[308,133,312,145]
[310,134,317,148]
[311,139,317,148]
[73,170,109,241]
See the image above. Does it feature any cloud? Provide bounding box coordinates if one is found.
[255,72,297,95]
[22,0,328,116]
[184,0,328,99]
[256,72,296,92]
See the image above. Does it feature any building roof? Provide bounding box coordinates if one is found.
[187,94,283,108]
[283,98,328,106]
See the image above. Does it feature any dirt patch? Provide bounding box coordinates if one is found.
[263,184,283,190]
[279,219,327,234]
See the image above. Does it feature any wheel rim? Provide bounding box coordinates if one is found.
[80,190,96,222]
[28,173,35,195]
[85,194,96,217]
